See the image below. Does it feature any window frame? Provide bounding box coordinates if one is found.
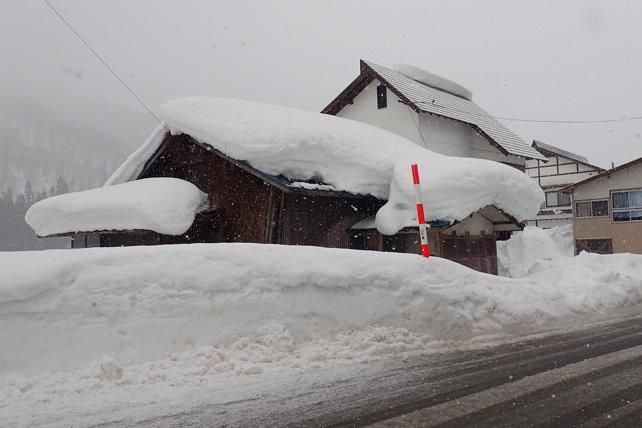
[611,188,642,223]
[376,84,387,109]
[574,198,609,218]
[545,190,571,207]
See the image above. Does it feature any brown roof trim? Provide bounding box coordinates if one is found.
[322,59,423,115]
[321,63,374,115]
[560,156,642,192]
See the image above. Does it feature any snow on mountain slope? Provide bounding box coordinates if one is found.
[0,96,150,193]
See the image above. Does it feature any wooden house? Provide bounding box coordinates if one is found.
[58,131,523,274]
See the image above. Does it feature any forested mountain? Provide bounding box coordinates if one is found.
[0,95,149,193]
[0,95,152,250]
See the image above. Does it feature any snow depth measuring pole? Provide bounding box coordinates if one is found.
[411,164,430,258]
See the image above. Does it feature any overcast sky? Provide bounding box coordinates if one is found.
[2,0,641,168]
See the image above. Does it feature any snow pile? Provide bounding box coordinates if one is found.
[394,63,473,100]
[497,225,574,278]
[25,178,209,236]
[2,243,642,381]
[2,243,642,426]
[106,97,543,234]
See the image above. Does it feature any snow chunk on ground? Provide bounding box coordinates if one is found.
[107,97,543,234]
[25,178,208,237]
[498,225,574,278]
[394,63,473,100]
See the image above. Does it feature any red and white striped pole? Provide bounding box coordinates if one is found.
[411,164,430,258]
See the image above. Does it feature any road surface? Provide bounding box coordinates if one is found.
[102,316,642,427]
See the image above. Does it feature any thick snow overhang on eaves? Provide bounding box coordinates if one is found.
[25,178,209,237]
[106,96,544,236]
[323,60,547,161]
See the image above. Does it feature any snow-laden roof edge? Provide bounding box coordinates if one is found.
[26,178,209,237]
[107,97,543,234]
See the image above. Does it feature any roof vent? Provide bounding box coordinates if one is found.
[394,63,473,100]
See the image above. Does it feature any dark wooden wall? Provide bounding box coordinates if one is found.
[281,194,381,248]
[441,233,498,274]
[140,134,274,244]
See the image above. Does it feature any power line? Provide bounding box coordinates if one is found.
[405,105,429,149]
[42,0,164,126]
[413,100,642,124]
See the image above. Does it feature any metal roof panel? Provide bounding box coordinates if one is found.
[363,60,547,161]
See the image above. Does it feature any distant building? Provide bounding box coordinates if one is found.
[322,60,546,170]
[526,140,603,228]
[561,156,642,255]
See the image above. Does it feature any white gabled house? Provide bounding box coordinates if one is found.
[526,140,604,228]
[322,60,546,171]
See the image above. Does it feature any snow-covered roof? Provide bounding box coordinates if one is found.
[107,96,543,235]
[323,60,546,161]
[394,63,473,101]
[26,178,209,237]
[531,140,595,166]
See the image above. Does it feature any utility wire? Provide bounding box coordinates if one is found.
[413,100,642,124]
[42,0,164,126]
[405,106,429,149]
[42,0,642,128]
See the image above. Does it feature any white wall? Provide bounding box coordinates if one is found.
[574,161,642,201]
[449,212,494,235]
[336,80,523,165]
[526,155,601,188]
[336,80,423,145]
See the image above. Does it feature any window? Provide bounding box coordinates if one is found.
[575,199,608,218]
[558,191,571,206]
[376,84,387,109]
[575,239,613,255]
[612,189,642,222]
[545,191,571,207]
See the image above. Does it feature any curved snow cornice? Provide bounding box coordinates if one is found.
[107,96,544,235]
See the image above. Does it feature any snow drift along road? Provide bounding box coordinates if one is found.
[2,243,642,381]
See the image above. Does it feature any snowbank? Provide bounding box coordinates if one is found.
[2,243,642,426]
[2,243,642,382]
[106,97,543,234]
[25,178,209,237]
[394,63,473,100]
[497,225,574,278]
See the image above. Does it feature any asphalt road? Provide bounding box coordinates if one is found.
[110,316,642,427]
